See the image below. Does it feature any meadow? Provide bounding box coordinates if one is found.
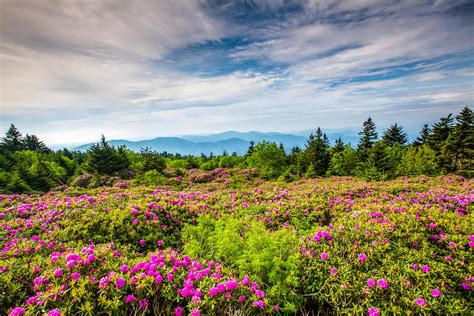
[1,175,472,315]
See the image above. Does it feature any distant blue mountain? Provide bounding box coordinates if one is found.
[73,130,364,155]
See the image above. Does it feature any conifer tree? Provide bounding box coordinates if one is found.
[357,117,378,160]
[304,128,330,176]
[24,134,51,153]
[442,106,473,174]
[333,137,345,154]
[1,124,24,152]
[413,123,431,146]
[382,123,408,146]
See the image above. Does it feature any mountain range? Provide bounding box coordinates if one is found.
[73,130,367,155]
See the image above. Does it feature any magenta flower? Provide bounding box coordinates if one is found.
[421,265,430,273]
[54,268,63,277]
[415,298,427,307]
[125,294,136,304]
[190,309,200,316]
[431,288,442,298]
[461,282,472,291]
[70,272,81,280]
[253,300,265,308]
[412,264,418,270]
[175,307,183,316]
[358,253,367,262]
[138,298,148,309]
[320,252,329,261]
[139,239,146,246]
[330,267,338,275]
[367,278,376,288]
[238,295,246,302]
[120,265,129,273]
[209,287,218,297]
[274,306,279,311]
[9,307,25,316]
[377,279,388,289]
[47,309,61,316]
[241,275,250,286]
[116,277,125,288]
[448,241,456,247]
[368,307,380,316]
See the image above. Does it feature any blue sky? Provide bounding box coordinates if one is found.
[0,0,473,145]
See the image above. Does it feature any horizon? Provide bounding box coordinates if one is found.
[1,0,473,145]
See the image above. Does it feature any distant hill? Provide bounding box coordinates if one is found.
[73,130,365,155]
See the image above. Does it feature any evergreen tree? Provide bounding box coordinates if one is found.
[140,147,165,172]
[1,124,24,152]
[86,135,125,175]
[429,114,454,150]
[333,137,345,154]
[247,141,287,179]
[357,117,378,160]
[327,145,358,176]
[246,141,255,157]
[304,128,330,176]
[382,123,408,146]
[24,134,50,153]
[441,106,473,175]
[413,123,431,146]
[398,145,439,176]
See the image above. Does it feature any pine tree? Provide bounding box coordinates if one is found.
[24,134,50,153]
[382,123,408,146]
[1,124,24,152]
[413,124,431,146]
[304,128,330,176]
[357,117,378,160]
[86,135,122,175]
[429,114,454,150]
[442,106,473,174]
[246,141,255,157]
[333,137,345,154]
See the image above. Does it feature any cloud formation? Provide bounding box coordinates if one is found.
[0,0,473,145]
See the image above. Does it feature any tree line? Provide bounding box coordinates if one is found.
[0,106,472,193]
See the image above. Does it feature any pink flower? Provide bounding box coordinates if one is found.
[367,279,376,288]
[431,288,442,298]
[412,264,418,270]
[9,307,25,316]
[54,268,63,277]
[274,306,279,311]
[415,298,427,307]
[421,265,430,273]
[330,267,338,275]
[377,279,388,289]
[132,219,139,225]
[448,242,456,247]
[125,294,136,304]
[368,307,380,316]
[358,253,367,262]
[70,272,80,280]
[191,309,200,316]
[241,275,250,286]
[320,252,329,261]
[157,240,163,247]
[116,277,125,288]
[139,239,146,246]
[120,265,129,272]
[253,300,265,308]
[209,287,218,297]
[138,299,148,309]
[47,309,61,316]
[461,282,472,291]
[238,295,245,302]
[175,307,183,316]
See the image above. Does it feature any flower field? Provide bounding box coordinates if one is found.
[1,176,473,315]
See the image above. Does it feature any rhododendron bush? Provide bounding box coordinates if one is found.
[1,176,472,315]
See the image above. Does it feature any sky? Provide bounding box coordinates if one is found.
[1,0,473,146]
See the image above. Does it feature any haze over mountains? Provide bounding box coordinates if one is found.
[72,130,382,155]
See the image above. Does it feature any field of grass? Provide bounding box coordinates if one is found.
[1,175,473,315]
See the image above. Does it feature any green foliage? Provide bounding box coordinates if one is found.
[398,145,439,176]
[85,135,131,175]
[357,117,378,160]
[183,216,302,312]
[247,141,287,179]
[382,123,408,146]
[304,128,330,176]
